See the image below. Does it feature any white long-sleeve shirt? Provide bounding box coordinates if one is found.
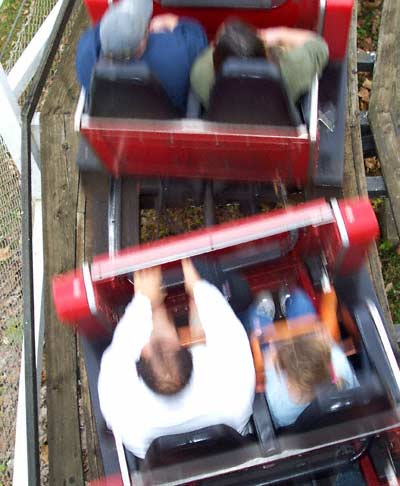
[98,280,256,458]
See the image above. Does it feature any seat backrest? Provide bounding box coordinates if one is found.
[143,424,251,469]
[89,60,181,119]
[207,58,302,126]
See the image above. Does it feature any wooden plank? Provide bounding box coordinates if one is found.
[78,340,105,480]
[41,1,104,483]
[371,112,400,236]
[369,0,399,114]
[343,2,395,336]
[369,0,400,239]
[381,198,399,245]
[81,171,110,256]
[41,2,89,117]
[42,112,84,486]
[343,5,368,198]
[80,170,110,479]
[76,172,105,479]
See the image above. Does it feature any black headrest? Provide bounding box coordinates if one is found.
[207,58,302,126]
[143,424,250,469]
[89,60,181,119]
[280,375,388,434]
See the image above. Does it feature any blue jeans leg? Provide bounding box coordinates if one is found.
[285,288,316,320]
[242,303,274,336]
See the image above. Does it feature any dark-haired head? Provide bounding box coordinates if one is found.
[136,338,193,395]
[213,20,266,73]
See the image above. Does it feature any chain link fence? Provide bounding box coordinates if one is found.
[0,136,22,334]
[0,135,23,484]
[0,0,59,482]
[1,0,58,73]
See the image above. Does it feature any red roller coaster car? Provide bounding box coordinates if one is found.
[76,0,352,191]
[53,198,400,485]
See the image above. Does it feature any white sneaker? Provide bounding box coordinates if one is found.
[253,291,275,321]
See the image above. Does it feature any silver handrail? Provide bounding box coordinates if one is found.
[366,299,400,394]
[108,177,122,255]
[82,262,97,316]
[307,74,319,185]
[91,205,335,280]
[317,0,327,35]
[74,87,86,132]
[113,431,132,486]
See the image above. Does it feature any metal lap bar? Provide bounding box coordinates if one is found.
[330,198,349,248]
[108,177,122,255]
[82,262,115,333]
[113,431,131,486]
[91,201,335,281]
[307,0,324,183]
[82,115,308,137]
[317,0,327,35]
[307,74,319,184]
[160,231,298,290]
[74,87,86,132]
[218,229,298,273]
[82,262,97,316]
[204,181,215,227]
[81,116,309,183]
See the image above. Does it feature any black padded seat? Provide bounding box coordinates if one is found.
[252,393,278,456]
[313,60,347,189]
[142,424,253,470]
[207,58,302,126]
[89,59,181,119]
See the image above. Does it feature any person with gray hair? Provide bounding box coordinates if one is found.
[76,0,207,112]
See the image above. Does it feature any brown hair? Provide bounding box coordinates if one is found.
[275,334,342,400]
[136,338,193,395]
[213,20,266,73]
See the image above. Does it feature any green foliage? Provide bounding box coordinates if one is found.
[371,197,384,211]
[4,316,23,345]
[357,2,382,50]
[379,240,392,251]
[0,461,8,486]
[0,0,32,63]
[379,241,400,324]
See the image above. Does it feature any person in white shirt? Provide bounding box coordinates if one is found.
[98,258,255,459]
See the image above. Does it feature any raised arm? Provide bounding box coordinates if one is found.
[106,266,165,360]
[182,258,248,343]
[257,27,319,49]
[260,28,329,102]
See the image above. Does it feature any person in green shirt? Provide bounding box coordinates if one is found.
[190,20,329,111]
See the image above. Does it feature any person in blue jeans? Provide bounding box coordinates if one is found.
[245,288,359,428]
